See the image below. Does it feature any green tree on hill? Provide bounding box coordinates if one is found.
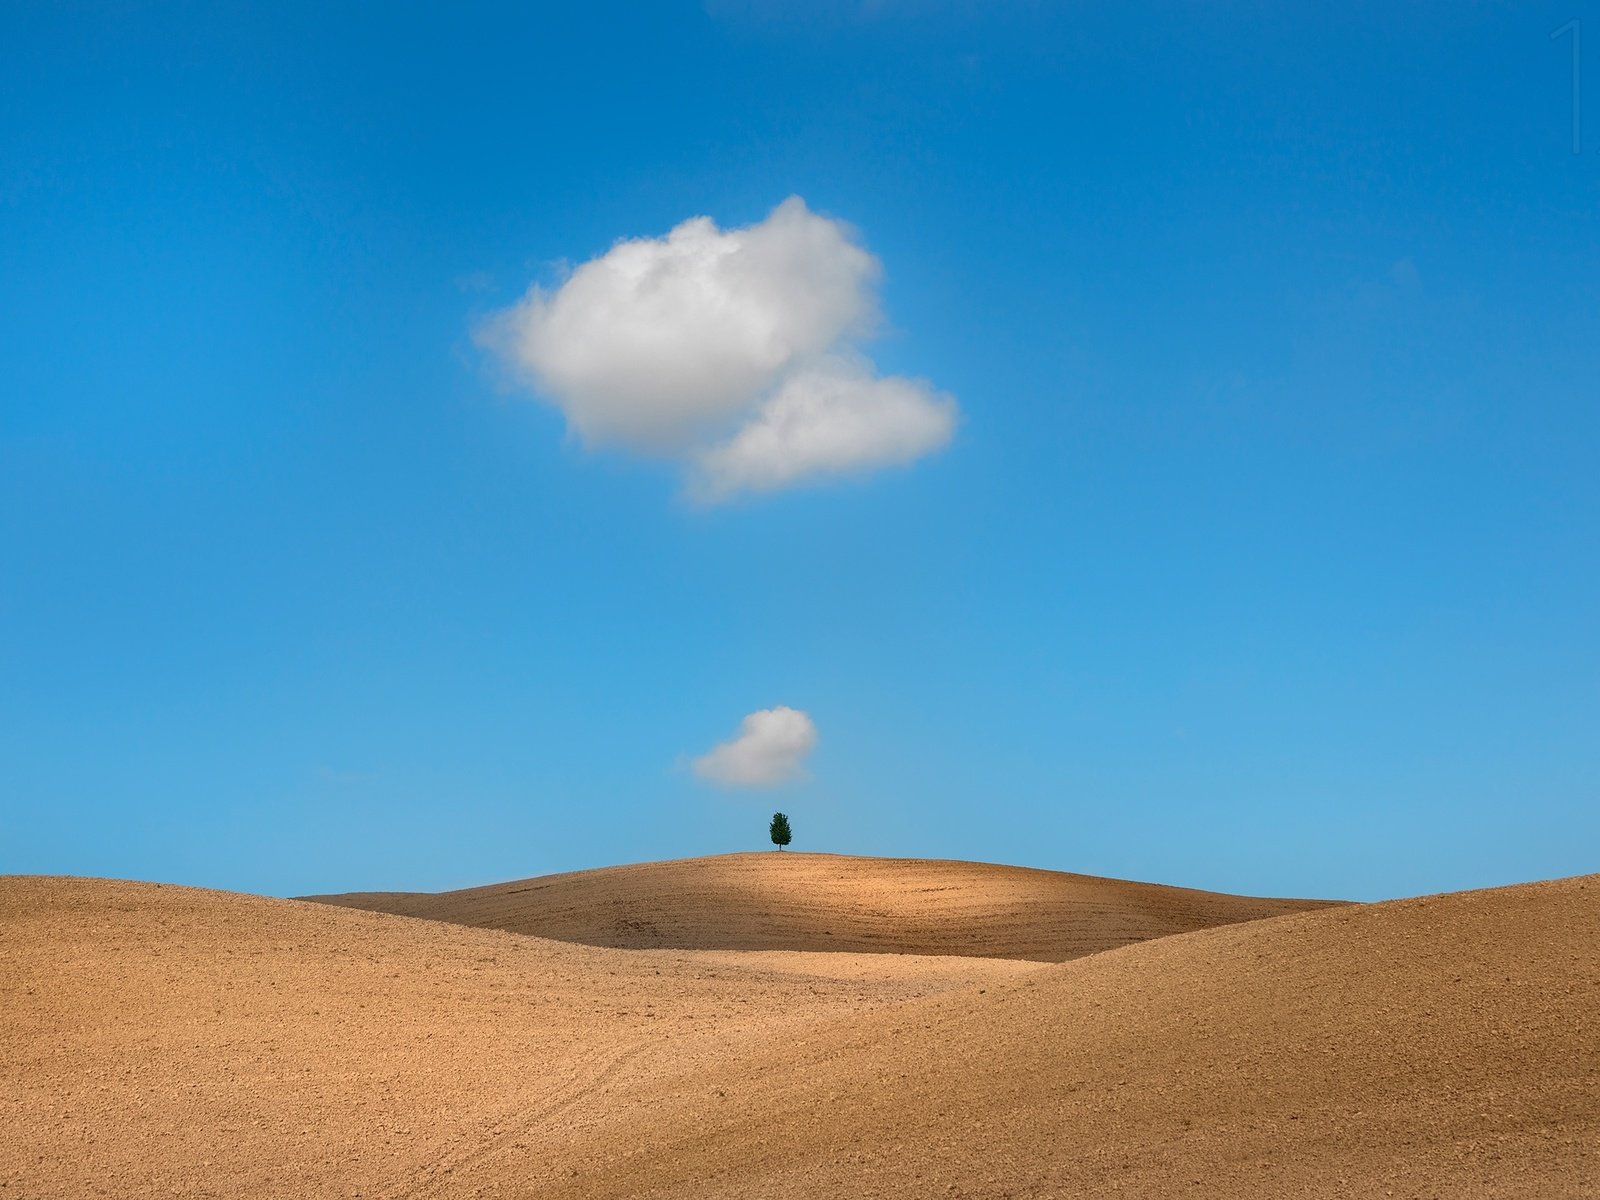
[769,811,792,850]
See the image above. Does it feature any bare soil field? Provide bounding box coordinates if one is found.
[3,859,1595,1198]
[304,851,1337,960]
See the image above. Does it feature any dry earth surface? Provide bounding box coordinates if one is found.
[2,855,1596,1199]
[304,851,1336,960]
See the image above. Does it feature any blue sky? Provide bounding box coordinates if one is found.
[3,2,1596,902]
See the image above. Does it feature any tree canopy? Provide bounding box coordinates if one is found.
[769,812,792,850]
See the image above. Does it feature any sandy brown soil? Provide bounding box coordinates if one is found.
[556,873,1600,1200]
[3,864,1596,1198]
[304,851,1337,960]
[1,874,1035,1198]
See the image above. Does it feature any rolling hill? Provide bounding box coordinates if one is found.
[3,863,1594,1197]
[303,850,1339,960]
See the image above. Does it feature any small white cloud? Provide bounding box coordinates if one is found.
[693,706,817,788]
[478,197,955,499]
[693,355,956,499]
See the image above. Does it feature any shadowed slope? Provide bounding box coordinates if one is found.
[304,851,1338,961]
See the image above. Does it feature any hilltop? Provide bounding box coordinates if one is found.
[303,850,1337,961]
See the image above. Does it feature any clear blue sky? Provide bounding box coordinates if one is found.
[3,2,1596,902]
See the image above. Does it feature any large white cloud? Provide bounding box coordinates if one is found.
[479,197,955,498]
[693,706,817,788]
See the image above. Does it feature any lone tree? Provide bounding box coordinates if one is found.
[769,811,792,850]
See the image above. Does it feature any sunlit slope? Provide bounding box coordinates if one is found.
[523,874,1600,1199]
[0,876,1034,1199]
[305,851,1337,961]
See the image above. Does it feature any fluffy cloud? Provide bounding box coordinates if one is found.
[480,197,955,498]
[693,706,817,788]
[693,355,956,499]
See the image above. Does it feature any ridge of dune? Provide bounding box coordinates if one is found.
[302,851,1338,961]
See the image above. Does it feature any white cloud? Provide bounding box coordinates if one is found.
[692,355,956,499]
[479,197,955,498]
[693,706,817,788]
